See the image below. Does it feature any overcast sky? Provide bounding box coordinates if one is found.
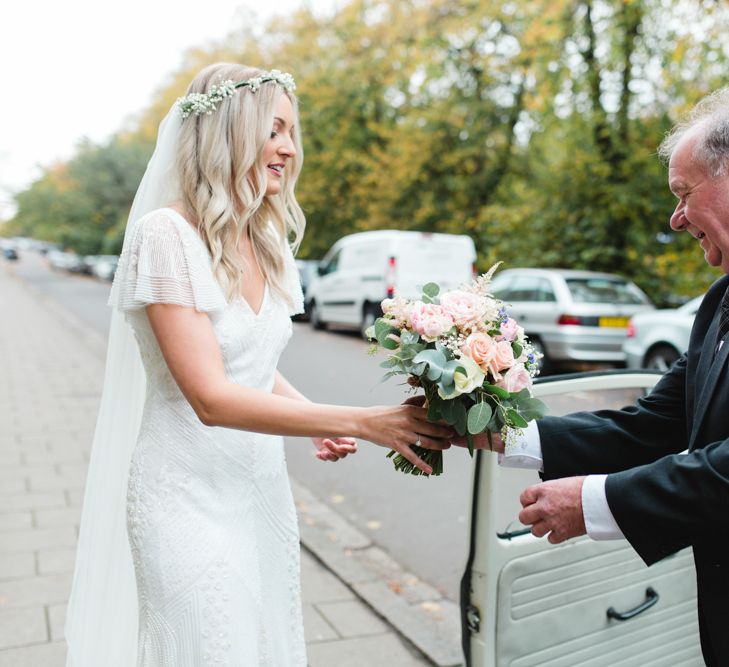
[0,0,338,219]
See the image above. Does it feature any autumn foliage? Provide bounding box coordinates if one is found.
[6,0,728,304]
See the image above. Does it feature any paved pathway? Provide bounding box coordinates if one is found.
[0,260,435,666]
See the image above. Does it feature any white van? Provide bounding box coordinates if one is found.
[305,229,477,336]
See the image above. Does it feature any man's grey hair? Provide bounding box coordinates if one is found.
[658,87,729,178]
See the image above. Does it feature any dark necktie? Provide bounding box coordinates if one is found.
[716,287,729,347]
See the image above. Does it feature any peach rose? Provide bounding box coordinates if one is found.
[464,334,515,380]
[409,302,454,342]
[464,332,497,369]
[496,363,532,393]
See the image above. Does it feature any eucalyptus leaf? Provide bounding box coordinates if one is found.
[427,399,442,422]
[411,361,427,376]
[374,318,392,339]
[467,402,493,434]
[454,401,468,436]
[423,282,440,298]
[413,349,448,382]
[484,383,510,399]
[434,340,454,360]
[440,399,458,425]
[375,320,398,347]
[515,397,549,421]
[506,409,529,428]
[382,335,399,350]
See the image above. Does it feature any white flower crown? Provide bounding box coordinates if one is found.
[176,70,296,119]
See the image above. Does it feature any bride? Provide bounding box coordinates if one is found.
[65,63,452,667]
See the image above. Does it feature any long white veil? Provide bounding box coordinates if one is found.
[65,107,182,667]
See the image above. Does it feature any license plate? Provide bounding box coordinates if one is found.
[599,316,630,328]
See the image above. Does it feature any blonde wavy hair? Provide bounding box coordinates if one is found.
[175,63,305,304]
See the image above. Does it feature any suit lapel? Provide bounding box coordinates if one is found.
[690,316,729,447]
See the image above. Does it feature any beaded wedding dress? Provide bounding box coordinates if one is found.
[112,206,306,666]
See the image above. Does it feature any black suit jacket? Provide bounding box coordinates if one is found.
[538,275,729,666]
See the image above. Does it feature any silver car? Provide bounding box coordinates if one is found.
[623,295,702,370]
[489,269,654,371]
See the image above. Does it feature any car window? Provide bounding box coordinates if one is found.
[489,276,512,300]
[565,278,648,305]
[504,276,542,301]
[321,249,341,275]
[536,278,556,302]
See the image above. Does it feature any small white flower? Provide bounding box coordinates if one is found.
[176,70,297,117]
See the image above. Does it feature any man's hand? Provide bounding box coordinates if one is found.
[518,476,587,544]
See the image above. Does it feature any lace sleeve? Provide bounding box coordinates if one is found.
[108,209,228,313]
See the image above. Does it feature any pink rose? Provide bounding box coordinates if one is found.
[499,318,520,342]
[496,363,532,393]
[463,334,515,380]
[409,302,454,341]
[440,290,484,327]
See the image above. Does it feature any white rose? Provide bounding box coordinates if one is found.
[438,355,486,400]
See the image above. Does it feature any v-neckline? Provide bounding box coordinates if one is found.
[161,206,269,317]
[239,283,268,318]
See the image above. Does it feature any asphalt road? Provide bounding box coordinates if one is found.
[6,250,639,600]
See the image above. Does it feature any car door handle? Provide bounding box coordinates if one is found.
[606,587,659,621]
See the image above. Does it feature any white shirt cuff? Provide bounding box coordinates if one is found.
[582,474,624,540]
[498,421,543,471]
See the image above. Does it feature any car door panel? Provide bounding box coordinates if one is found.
[463,371,702,667]
[496,542,698,666]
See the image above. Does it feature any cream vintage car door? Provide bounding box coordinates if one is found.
[461,370,702,667]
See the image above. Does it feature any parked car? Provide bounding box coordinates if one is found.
[293,259,319,321]
[305,230,477,336]
[489,268,654,372]
[47,250,85,273]
[623,295,702,370]
[92,255,119,281]
[461,369,701,666]
[82,255,101,275]
[2,246,18,260]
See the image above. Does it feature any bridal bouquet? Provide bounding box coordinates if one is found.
[366,265,548,476]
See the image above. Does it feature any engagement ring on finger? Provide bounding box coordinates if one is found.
[415,438,422,447]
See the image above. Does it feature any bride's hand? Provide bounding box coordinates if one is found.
[312,437,357,462]
[358,404,454,475]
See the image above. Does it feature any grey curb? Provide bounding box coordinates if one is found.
[292,480,464,667]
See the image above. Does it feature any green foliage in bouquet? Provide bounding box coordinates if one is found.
[367,281,548,476]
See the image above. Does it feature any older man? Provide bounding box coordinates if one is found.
[474,89,729,666]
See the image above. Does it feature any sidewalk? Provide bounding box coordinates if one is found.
[0,261,438,667]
